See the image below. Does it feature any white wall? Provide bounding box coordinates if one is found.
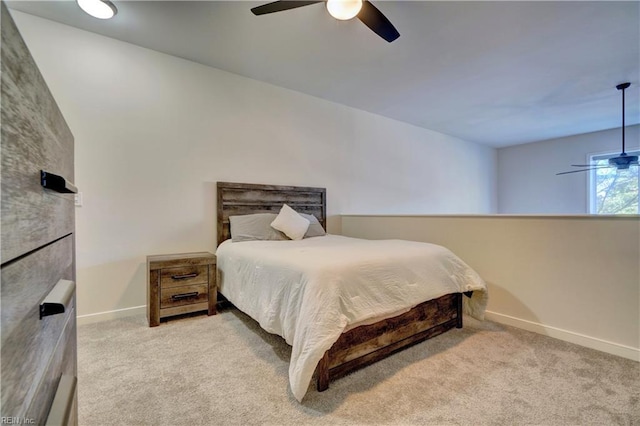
[11,11,497,320]
[342,215,640,361]
[498,125,640,214]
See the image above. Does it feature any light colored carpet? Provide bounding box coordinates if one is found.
[78,306,639,425]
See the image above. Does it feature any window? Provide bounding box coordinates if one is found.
[589,150,639,214]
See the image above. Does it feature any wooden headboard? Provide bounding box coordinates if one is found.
[216,182,327,246]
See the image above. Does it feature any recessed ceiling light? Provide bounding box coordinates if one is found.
[77,0,117,20]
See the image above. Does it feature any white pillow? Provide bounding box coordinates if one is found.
[270,204,310,240]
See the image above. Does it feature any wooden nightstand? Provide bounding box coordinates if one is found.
[147,252,216,327]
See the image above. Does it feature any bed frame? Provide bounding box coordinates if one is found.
[216,181,463,392]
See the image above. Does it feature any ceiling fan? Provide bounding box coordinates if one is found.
[250,0,400,43]
[557,82,638,175]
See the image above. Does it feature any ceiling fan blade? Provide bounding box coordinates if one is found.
[556,166,611,176]
[357,1,400,42]
[251,1,323,15]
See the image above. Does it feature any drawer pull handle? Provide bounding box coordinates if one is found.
[171,273,198,280]
[40,280,75,319]
[45,375,77,426]
[41,170,78,194]
[171,292,199,301]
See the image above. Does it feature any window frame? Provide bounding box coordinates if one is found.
[587,147,640,214]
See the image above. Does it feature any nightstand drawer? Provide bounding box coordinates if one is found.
[160,265,208,288]
[160,283,209,309]
[147,251,216,326]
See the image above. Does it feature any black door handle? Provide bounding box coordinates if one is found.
[41,170,77,194]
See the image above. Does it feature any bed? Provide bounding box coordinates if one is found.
[216,181,488,401]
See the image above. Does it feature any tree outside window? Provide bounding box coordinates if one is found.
[590,150,639,214]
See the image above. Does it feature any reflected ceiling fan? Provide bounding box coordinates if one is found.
[557,82,638,175]
[250,0,400,42]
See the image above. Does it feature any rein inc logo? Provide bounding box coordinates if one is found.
[1,418,35,425]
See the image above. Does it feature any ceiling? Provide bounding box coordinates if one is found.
[7,1,640,148]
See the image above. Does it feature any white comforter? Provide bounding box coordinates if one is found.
[216,235,488,401]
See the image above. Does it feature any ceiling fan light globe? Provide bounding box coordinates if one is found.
[77,0,117,19]
[326,0,363,20]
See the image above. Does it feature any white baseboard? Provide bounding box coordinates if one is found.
[77,305,146,326]
[485,311,639,362]
[77,306,639,361]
